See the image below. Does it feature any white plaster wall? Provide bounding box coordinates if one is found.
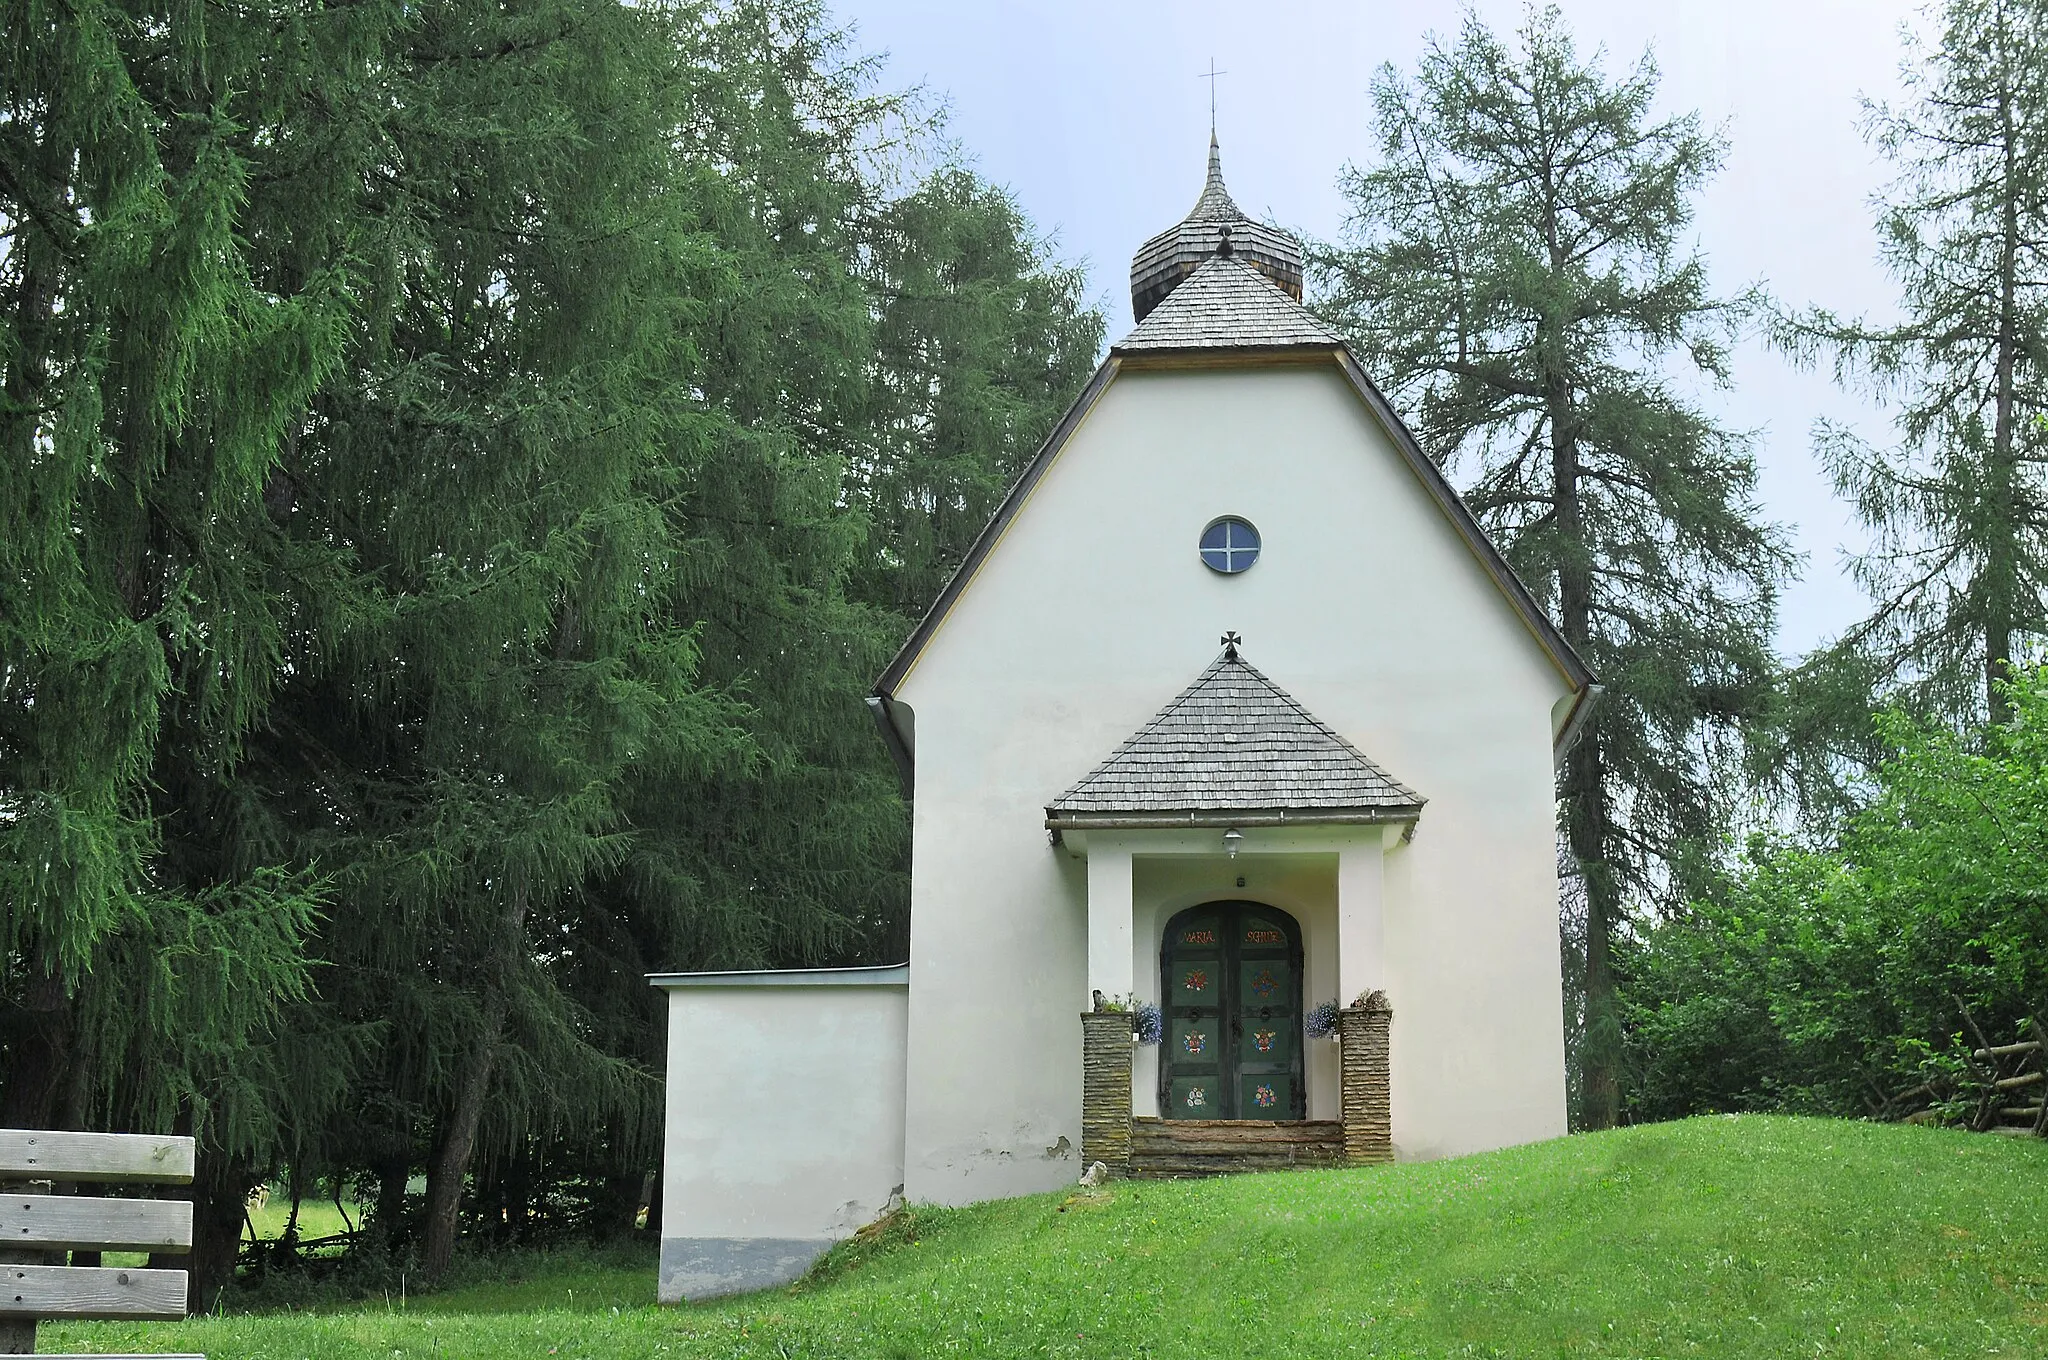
[897,362,1570,1204]
[659,984,906,1242]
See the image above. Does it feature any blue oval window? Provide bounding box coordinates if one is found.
[1200,517,1261,574]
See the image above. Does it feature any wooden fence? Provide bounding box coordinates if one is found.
[1884,1010,2047,1137]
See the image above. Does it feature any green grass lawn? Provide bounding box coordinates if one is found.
[47,1115,2048,1357]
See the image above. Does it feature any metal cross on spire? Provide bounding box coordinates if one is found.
[1198,59,1228,134]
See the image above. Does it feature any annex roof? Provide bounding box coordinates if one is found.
[1045,643,1424,829]
[1115,256,1345,354]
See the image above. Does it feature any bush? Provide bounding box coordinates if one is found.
[1626,667,2048,1120]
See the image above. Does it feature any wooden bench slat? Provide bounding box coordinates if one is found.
[0,1263,186,1320]
[0,1194,192,1252]
[0,1132,195,1185]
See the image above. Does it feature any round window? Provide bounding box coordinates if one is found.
[1199,517,1261,574]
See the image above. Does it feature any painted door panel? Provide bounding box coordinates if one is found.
[1158,901,1305,1119]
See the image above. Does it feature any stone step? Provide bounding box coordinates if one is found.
[1129,1119,1344,1178]
[1133,1118,1342,1141]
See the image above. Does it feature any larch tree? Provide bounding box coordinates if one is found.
[1311,5,1789,1128]
[265,0,766,1280]
[3,0,1109,1287]
[568,5,923,1228]
[0,0,385,1299]
[1777,0,2048,729]
[852,168,1106,618]
[584,62,1107,1177]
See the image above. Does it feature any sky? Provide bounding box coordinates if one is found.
[835,0,1932,656]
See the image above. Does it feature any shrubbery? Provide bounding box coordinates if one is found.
[1627,667,2048,1120]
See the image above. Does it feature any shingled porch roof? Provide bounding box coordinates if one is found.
[1045,645,1424,831]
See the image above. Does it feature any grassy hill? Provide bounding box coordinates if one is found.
[52,1116,2048,1357]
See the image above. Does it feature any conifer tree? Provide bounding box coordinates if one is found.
[0,0,374,1295]
[853,169,1106,616]
[573,61,1107,1209]
[260,0,769,1279]
[1777,0,2048,728]
[4,0,1107,1281]
[1312,6,1789,1128]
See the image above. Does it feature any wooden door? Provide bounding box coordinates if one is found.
[1159,902,1304,1119]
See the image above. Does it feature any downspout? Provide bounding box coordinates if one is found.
[866,695,914,800]
[1552,683,1604,770]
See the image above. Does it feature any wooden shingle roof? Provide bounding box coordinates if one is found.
[1116,255,1344,354]
[1045,646,1424,827]
[1129,135,1305,321]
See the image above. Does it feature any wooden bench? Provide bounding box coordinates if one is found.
[0,1129,202,1358]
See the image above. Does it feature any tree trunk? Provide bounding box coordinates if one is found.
[0,966,71,1129]
[1568,732,1620,1129]
[372,1153,412,1248]
[421,985,506,1280]
[421,886,528,1280]
[1541,292,1620,1129]
[152,1151,251,1315]
[1986,29,2022,727]
[591,1166,646,1242]
[58,1048,99,1268]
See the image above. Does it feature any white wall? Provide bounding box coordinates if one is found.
[896,361,1570,1205]
[655,974,906,1301]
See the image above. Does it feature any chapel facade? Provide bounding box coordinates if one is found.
[649,137,1598,1303]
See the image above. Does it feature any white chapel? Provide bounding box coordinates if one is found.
[649,136,1599,1302]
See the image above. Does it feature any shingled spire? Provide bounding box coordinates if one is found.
[1129,136,1305,322]
[1190,133,1240,221]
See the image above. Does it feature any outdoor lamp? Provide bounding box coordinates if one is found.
[1223,827,1243,859]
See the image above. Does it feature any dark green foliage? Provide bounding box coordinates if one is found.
[0,0,1102,1293]
[1629,665,2048,1121]
[851,170,1106,617]
[1310,5,1790,1127]
[1637,0,2048,1124]
[265,0,761,1279]
[0,0,392,1298]
[0,0,366,1148]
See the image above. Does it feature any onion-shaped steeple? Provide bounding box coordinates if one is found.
[1130,135,1304,322]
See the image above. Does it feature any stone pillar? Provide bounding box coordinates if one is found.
[1339,990,1393,1166]
[1080,1010,1133,1176]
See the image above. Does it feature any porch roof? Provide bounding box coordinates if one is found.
[1046,646,1424,830]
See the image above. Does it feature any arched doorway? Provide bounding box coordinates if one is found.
[1158,902,1305,1120]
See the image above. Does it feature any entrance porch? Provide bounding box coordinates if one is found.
[1047,642,1420,1177]
[1062,834,1402,1176]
